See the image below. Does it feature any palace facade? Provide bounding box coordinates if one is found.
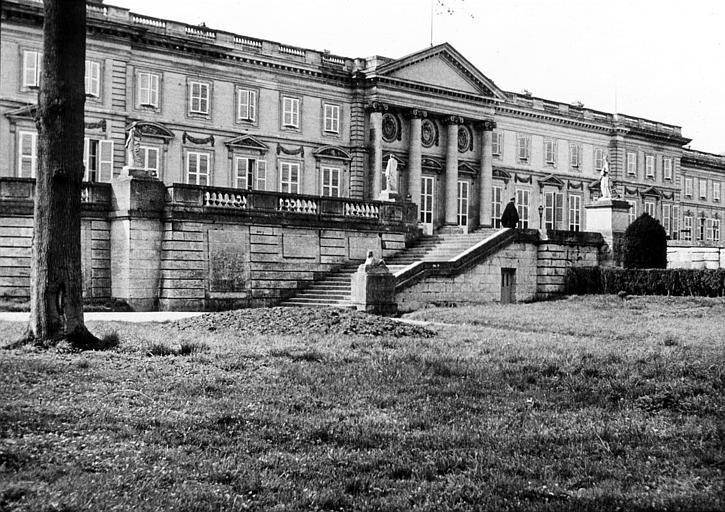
[1,0,723,245]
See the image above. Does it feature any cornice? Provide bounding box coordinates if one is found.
[495,105,611,133]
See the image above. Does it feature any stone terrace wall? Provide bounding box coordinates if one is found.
[667,245,725,269]
[536,231,603,300]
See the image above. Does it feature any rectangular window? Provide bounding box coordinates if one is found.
[706,218,714,241]
[235,157,266,190]
[457,180,469,227]
[280,161,300,193]
[699,179,708,199]
[186,151,210,185]
[517,135,530,162]
[84,60,100,97]
[594,148,605,172]
[282,96,300,128]
[663,204,671,236]
[684,177,693,198]
[544,139,556,164]
[569,144,581,168]
[645,155,655,178]
[683,215,693,241]
[713,219,721,242]
[714,182,721,202]
[237,88,257,122]
[189,81,210,114]
[544,191,563,230]
[323,103,340,134]
[138,72,160,107]
[515,188,530,228]
[672,206,680,240]
[627,151,637,175]
[18,131,37,178]
[699,216,706,241]
[492,185,503,228]
[568,194,581,231]
[627,200,637,225]
[139,146,160,178]
[644,200,655,217]
[22,50,41,88]
[321,166,341,197]
[491,131,503,157]
[663,157,673,180]
[83,138,114,182]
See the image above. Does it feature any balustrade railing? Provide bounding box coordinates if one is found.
[132,14,167,29]
[0,178,111,207]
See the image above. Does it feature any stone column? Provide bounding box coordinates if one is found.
[444,116,461,227]
[369,104,385,200]
[478,119,496,228]
[408,110,425,214]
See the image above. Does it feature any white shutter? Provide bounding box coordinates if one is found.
[83,137,90,181]
[23,51,39,87]
[99,140,114,182]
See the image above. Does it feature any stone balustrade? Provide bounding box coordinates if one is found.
[0,177,111,210]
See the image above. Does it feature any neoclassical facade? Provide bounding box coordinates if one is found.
[1,0,723,245]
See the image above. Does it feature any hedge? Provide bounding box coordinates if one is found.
[565,267,725,297]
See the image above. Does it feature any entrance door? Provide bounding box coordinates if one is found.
[501,268,516,304]
[457,180,470,233]
[420,176,435,235]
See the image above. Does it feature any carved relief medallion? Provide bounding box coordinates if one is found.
[457,126,471,153]
[381,113,399,143]
[421,119,437,148]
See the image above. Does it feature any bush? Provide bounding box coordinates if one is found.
[622,213,667,269]
[565,267,725,296]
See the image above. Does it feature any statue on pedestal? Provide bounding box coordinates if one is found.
[380,156,398,201]
[600,156,612,199]
[124,122,142,169]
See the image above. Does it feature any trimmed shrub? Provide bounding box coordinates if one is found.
[622,213,667,269]
[565,267,725,297]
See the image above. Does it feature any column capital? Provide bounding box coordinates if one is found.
[367,101,389,113]
[443,115,464,126]
[409,109,428,119]
[477,119,497,131]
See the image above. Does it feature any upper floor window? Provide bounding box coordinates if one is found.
[684,177,693,198]
[517,134,530,162]
[235,157,267,190]
[85,60,101,98]
[714,182,721,202]
[83,138,114,182]
[321,166,341,197]
[663,157,673,180]
[323,103,340,134]
[569,144,581,169]
[138,72,160,108]
[491,131,503,157]
[594,148,605,172]
[186,151,210,185]
[645,155,655,178]
[189,81,210,115]
[237,88,257,123]
[18,131,37,178]
[279,161,300,193]
[282,96,300,129]
[626,151,637,175]
[22,50,41,89]
[544,139,556,164]
[699,178,708,199]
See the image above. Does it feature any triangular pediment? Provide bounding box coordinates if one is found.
[492,168,512,183]
[225,134,269,153]
[376,44,506,99]
[538,174,565,190]
[641,186,661,198]
[458,162,479,175]
[4,103,37,120]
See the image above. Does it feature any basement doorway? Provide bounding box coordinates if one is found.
[501,268,516,304]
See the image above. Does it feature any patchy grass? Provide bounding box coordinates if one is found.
[1,296,723,511]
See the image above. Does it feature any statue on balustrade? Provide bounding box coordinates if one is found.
[124,122,142,168]
[599,156,613,199]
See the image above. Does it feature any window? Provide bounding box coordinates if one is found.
[663,157,673,180]
[699,215,706,241]
[491,131,503,157]
[517,135,530,162]
[237,88,257,122]
[515,189,530,228]
[282,96,300,129]
[189,81,210,115]
[713,218,721,242]
[544,139,556,164]
[627,200,637,225]
[544,191,563,230]
[235,157,266,190]
[683,214,693,241]
[594,148,605,172]
[492,186,503,228]
[569,144,581,169]
[323,103,340,134]
[645,155,655,178]
[684,177,693,198]
[85,60,101,97]
[663,204,671,237]
[699,179,707,199]
[457,181,469,227]
[186,151,210,185]
[83,138,114,182]
[138,72,160,108]
[714,182,721,202]
[22,50,41,88]
[280,161,300,193]
[568,195,581,231]
[139,146,160,178]
[672,206,680,240]
[18,131,37,178]
[627,151,637,175]
[706,218,714,241]
[644,200,656,217]
[321,166,341,197]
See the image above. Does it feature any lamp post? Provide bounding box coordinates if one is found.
[538,204,544,230]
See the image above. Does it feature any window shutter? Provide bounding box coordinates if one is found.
[235,157,247,189]
[24,51,38,87]
[99,140,114,182]
[83,138,90,181]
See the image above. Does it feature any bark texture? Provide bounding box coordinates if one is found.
[28,0,98,347]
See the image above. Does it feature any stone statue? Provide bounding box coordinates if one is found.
[383,156,398,194]
[600,156,612,199]
[125,122,142,168]
[362,250,388,272]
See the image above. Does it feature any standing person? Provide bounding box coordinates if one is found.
[501,197,520,228]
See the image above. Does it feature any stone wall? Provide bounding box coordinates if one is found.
[668,246,725,269]
[536,231,602,299]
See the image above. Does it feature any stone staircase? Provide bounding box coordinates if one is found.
[280,228,500,308]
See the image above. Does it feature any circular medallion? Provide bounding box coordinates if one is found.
[381,113,399,143]
[421,119,437,148]
[458,126,471,153]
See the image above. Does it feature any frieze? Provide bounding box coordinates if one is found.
[85,119,106,131]
[183,132,214,146]
[277,144,304,157]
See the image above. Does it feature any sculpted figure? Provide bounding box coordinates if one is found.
[383,156,398,193]
[124,122,141,168]
[600,156,612,199]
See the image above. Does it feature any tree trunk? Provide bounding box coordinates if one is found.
[28,0,98,347]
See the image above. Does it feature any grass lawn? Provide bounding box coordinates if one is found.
[1,296,723,511]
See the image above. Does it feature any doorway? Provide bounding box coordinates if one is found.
[420,176,435,235]
[501,268,516,304]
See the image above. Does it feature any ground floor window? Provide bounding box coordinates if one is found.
[457,180,470,227]
[492,185,503,228]
[83,138,113,182]
[18,131,37,178]
[644,200,656,217]
[683,215,693,241]
[235,157,267,190]
[186,151,210,185]
[544,191,563,230]
[280,161,300,194]
[321,166,341,197]
[713,218,721,242]
[420,176,435,226]
[627,200,637,225]
[140,145,160,178]
[515,188,530,229]
[568,194,581,231]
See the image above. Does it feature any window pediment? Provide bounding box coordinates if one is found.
[538,174,565,190]
[130,121,174,141]
[313,145,351,162]
[225,134,269,154]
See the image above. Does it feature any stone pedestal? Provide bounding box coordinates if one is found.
[110,170,166,311]
[351,263,397,316]
[584,199,631,266]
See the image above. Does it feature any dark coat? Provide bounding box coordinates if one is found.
[500,201,520,228]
